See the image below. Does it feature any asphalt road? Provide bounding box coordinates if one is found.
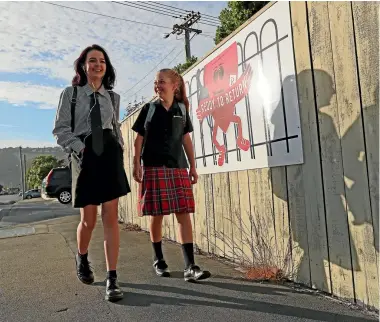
[0,194,20,204]
[0,198,79,228]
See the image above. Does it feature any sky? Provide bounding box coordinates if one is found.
[0,1,227,148]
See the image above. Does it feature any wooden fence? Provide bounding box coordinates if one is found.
[118,1,379,310]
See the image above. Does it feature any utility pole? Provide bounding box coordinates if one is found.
[164,11,202,60]
[23,154,27,191]
[185,30,191,60]
[19,147,25,199]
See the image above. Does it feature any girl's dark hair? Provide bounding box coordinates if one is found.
[72,44,116,89]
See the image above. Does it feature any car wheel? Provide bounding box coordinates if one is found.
[26,195,32,199]
[58,190,72,204]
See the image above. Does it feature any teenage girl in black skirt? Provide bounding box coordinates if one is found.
[132,68,211,281]
[53,44,130,302]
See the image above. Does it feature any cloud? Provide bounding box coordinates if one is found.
[0,139,57,149]
[0,124,17,128]
[0,81,62,109]
[0,1,226,148]
[0,1,225,110]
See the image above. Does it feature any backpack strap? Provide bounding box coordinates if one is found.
[107,90,120,142]
[108,90,115,108]
[178,102,186,124]
[144,102,156,130]
[70,86,77,132]
[143,101,186,130]
[140,102,156,162]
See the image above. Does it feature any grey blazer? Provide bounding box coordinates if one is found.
[53,83,124,154]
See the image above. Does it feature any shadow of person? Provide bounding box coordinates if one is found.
[107,282,374,321]
[270,69,361,293]
[341,85,379,254]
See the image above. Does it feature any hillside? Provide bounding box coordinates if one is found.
[0,147,67,188]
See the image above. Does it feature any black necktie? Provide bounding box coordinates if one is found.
[90,92,103,156]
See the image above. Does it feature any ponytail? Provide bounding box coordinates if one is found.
[174,74,190,112]
[158,68,190,112]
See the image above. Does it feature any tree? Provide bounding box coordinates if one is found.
[26,155,64,189]
[173,56,198,75]
[215,1,269,45]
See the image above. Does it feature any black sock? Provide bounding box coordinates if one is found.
[152,241,164,262]
[107,270,117,279]
[77,251,88,258]
[181,243,195,269]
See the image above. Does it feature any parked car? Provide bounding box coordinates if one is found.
[24,189,41,199]
[41,167,72,205]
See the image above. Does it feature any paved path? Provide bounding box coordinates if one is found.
[0,215,377,322]
[0,198,78,229]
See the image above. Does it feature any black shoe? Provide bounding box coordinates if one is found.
[153,260,170,277]
[184,265,211,282]
[75,253,94,285]
[105,277,124,302]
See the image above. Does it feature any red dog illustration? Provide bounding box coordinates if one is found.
[196,42,253,166]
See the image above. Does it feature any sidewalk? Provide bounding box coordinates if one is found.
[0,215,377,322]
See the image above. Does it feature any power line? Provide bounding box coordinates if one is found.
[198,20,220,28]
[149,1,220,21]
[42,1,215,40]
[129,34,197,100]
[112,1,219,27]
[124,46,177,95]
[112,1,175,19]
[42,1,171,30]
[145,1,195,16]
[142,2,220,25]
[114,1,182,20]
[128,49,183,101]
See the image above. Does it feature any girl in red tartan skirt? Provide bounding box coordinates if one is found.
[131,68,211,282]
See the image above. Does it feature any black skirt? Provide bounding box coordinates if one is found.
[71,129,131,208]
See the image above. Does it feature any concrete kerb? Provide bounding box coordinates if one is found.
[0,223,49,239]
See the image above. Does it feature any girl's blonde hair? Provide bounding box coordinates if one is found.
[158,68,190,111]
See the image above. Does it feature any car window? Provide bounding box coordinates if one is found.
[51,170,69,180]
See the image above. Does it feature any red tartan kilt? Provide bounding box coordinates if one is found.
[138,166,195,216]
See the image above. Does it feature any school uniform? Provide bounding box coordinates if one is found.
[53,84,131,208]
[132,99,195,216]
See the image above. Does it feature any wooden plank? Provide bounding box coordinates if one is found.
[205,174,216,254]
[308,1,354,300]
[237,170,254,265]
[193,174,209,253]
[248,168,276,269]
[124,117,131,223]
[352,1,379,268]
[163,215,170,240]
[129,113,141,227]
[329,1,378,308]
[212,173,226,257]
[172,210,179,243]
[228,171,243,263]
[125,118,133,224]
[223,172,234,260]
[288,0,329,290]
[119,122,129,223]
[270,167,292,276]
[190,181,196,247]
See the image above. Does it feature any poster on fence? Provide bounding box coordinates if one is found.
[184,1,304,175]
